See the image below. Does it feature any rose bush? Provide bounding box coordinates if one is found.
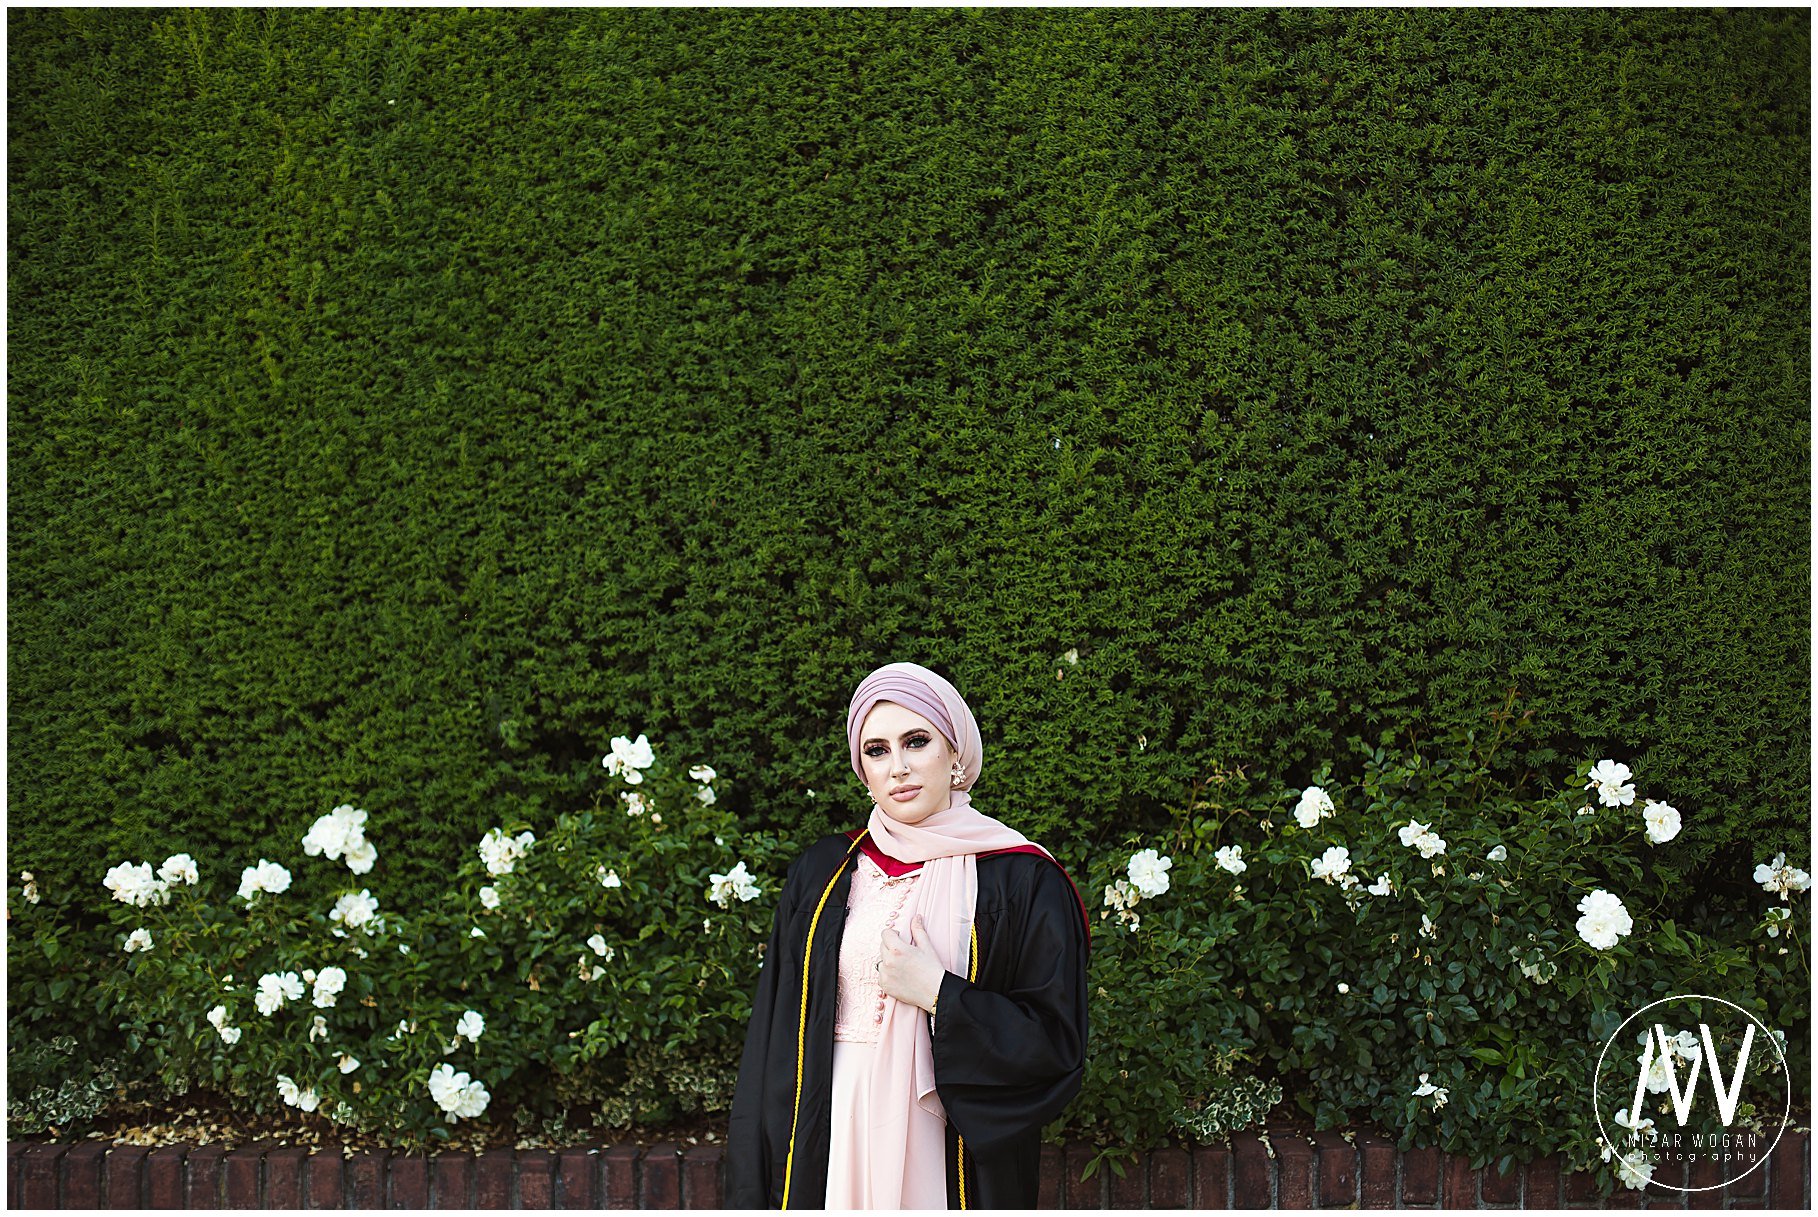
[1069,716,1808,1194]
[8,715,1808,1198]
[46,734,788,1146]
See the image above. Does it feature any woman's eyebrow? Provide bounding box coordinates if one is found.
[861,729,929,745]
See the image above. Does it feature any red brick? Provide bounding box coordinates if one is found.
[1231,1135,1271,1209]
[347,1148,385,1208]
[680,1145,719,1209]
[1607,1184,1643,1207]
[63,1142,108,1209]
[1358,1134,1396,1208]
[557,1148,597,1208]
[1192,1144,1230,1209]
[146,1146,186,1208]
[1479,1156,1519,1205]
[602,1145,637,1209]
[1149,1144,1190,1207]
[186,1145,227,1207]
[1065,1143,1103,1209]
[1098,1149,1127,1207]
[22,1143,66,1208]
[307,1146,344,1208]
[643,1143,681,1209]
[474,1149,513,1208]
[433,1151,471,1208]
[1275,1136,1315,1209]
[1563,1160,1602,1203]
[519,1150,555,1209]
[390,1150,429,1208]
[106,1144,150,1208]
[1524,1154,1561,1208]
[1313,1132,1356,1207]
[1723,1144,1769,1200]
[1401,1145,1438,1205]
[1768,1130,1807,1211]
[223,1146,263,1209]
[1441,1152,1475,1208]
[8,1143,25,1207]
[1644,1160,1690,1208]
[265,1147,306,1209]
[1038,1144,1062,1209]
[1679,1150,1722,1208]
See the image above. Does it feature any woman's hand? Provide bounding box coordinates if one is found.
[878,914,948,1014]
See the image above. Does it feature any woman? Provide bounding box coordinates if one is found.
[727,661,1090,1209]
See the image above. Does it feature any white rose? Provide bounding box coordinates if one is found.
[1753,853,1812,901]
[478,885,500,909]
[1574,889,1634,950]
[1642,800,1682,845]
[603,733,656,783]
[123,928,154,953]
[344,837,378,875]
[312,966,347,1008]
[237,859,292,902]
[1127,849,1173,899]
[255,971,302,1016]
[1411,1073,1448,1106]
[1309,846,1351,885]
[1586,759,1637,808]
[1215,845,1246,875]
[455,1010,485,1042]
[1397,820,1432,849]
[708,860,762,908]
[158,854,199,885]
[104,861,159,907]
[1293,786,1335,828]
[1486,845,1508,863]
[330,890,380,931]
[1615,1150,1654,1190]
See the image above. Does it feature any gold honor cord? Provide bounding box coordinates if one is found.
[780,833,865,1210]
[957,919,979,1210]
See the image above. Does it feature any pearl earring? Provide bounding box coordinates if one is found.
[950,761,966,786]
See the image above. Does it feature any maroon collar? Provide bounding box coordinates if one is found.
[843,829,1092,944]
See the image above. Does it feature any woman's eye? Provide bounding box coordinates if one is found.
[865,736,928,758]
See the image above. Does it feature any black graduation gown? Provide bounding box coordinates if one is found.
[726,829,1091,1209]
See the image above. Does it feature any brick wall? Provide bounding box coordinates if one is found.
[7,1130,1809,1208]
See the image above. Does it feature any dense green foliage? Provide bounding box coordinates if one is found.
[10,7,1808,914]
[8,6,1808,1175]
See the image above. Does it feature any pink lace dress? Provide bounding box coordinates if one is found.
[823,853,949,1208]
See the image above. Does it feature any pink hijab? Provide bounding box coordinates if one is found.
[844,662,1051,1201]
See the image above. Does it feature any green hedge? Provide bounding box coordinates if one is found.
[9,8,1807,953]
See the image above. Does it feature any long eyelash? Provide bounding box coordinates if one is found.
[865,734,929,756]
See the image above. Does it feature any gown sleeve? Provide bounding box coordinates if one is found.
[725,853,808,1208]
[929,857,1090,1152]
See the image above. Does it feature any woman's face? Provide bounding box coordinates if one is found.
[858,701,958,825]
